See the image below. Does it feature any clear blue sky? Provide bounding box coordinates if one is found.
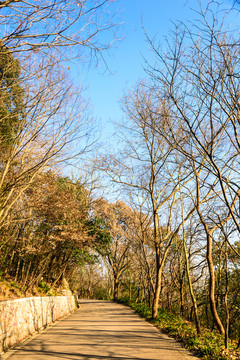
[76,0,234,144]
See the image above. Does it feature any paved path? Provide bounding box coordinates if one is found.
[2,300,199,360]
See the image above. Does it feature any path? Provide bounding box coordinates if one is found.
[1,299,199,360]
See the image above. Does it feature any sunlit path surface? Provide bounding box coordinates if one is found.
[2,300,199,360]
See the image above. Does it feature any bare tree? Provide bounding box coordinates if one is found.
[93,199,133,300]
[99,83,196,318]
[1,0,119,59]
[144,1,240,335]
[0,55,93,228]
[0,0,120,229]
[146,1,240,233]
[179,189,202,334]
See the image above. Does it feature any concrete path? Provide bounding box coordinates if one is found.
[1,299,199,360]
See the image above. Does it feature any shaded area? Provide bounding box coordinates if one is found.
[1,300,199,360]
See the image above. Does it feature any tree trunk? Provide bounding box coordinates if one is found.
[207,232,225,335]
[224,243,229,350]
[113,275,119,301]
[180,277,185,317]
[195,170,225,335]
[182,233,201,334]
[152,265,162,319]
[152,237,175,319]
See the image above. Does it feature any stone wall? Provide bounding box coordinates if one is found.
[0,295,76,354]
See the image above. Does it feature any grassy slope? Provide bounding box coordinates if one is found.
[0,279,62,300]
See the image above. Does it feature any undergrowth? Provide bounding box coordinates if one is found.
[117,297,240,360]
[0,279,62,300]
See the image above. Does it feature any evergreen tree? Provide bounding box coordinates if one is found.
[0,45,24,155]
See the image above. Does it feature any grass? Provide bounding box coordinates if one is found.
[117,297,240,360]
[0,279,62,300]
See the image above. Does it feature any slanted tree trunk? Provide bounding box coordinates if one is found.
[206,231,225,335]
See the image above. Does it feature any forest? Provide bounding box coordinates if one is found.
[1,1,240,359]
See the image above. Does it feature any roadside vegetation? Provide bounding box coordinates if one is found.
[117,298,240,360]
[2,1,240,360]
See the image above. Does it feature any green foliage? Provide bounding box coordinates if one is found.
[86,217,111,255]
[93,287,111,300]
[38,281,51,293]
[117,298,238,360]
[0,45,24,151]
[9,280,20,290]
[69,246,97,265]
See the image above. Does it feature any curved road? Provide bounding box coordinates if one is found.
[2,299,199,360]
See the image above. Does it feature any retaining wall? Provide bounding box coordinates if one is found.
[0,295,76,354]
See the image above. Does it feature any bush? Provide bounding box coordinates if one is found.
[38,281,51,293]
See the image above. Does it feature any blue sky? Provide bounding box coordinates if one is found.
[76,0,234,144]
